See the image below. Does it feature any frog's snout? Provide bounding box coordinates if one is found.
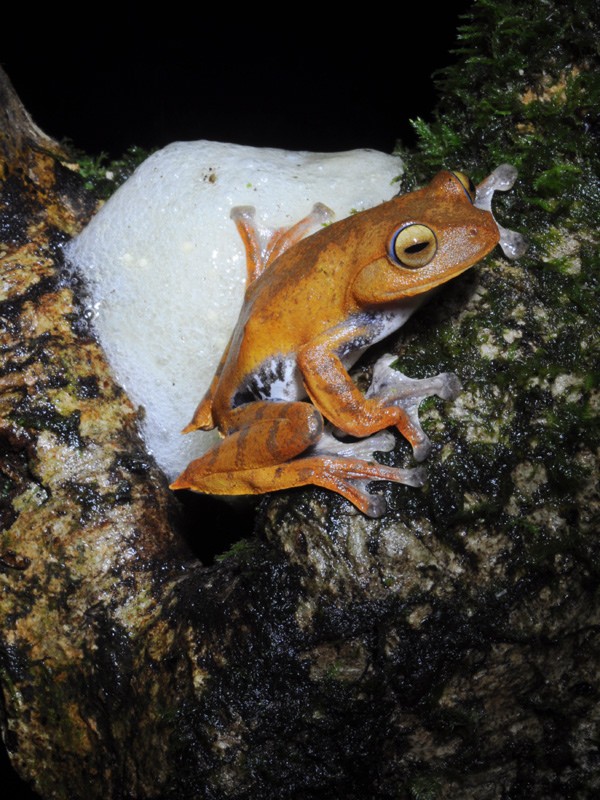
[475,164,528,260]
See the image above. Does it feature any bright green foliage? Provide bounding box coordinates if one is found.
[74,145,153,198]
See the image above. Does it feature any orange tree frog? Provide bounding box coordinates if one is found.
[170,164,526,517]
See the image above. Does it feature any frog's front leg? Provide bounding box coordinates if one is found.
[298,318,423,448]
[298,318,461,462]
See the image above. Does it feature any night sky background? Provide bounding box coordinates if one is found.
[2,2,473,796]
[3,5,473,160]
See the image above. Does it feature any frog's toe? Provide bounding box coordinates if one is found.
[230,205,256,219]
[436,372,462,401]
[403,465,428,487]
[475,164,529,260]
[350,482,387,518]
[312,428,396,458]
[412,437,432,463]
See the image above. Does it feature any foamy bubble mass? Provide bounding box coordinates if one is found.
[65,141,404,479]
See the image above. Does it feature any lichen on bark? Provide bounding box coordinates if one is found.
[1,0,600,797]
[0,68,197,798]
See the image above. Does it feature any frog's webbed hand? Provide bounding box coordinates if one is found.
[231,203,334,285]
[475,164,528,260]
[365,353,461,462]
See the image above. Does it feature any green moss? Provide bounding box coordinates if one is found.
[396,0,600,237]
[390,0,600,541]
[407,775,442,800]
[214,537,257,562]
[71,145,153,199]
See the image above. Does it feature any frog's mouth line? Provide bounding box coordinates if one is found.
[475,164,528,260]
[386,261,489,298]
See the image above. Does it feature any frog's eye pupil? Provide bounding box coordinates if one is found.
[405,241,429,255]
[389,223,437,269]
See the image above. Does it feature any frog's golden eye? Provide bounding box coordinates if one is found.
[389,223,437,269]
[451,170,477,203]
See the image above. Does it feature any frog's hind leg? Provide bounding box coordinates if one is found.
[172,411,425,518]
[184,450,424,518]
[171,400,324,493]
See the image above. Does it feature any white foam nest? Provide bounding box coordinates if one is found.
[66,140,404,479]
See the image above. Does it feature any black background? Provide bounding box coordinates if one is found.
[1,4,472,797]
[3,5,472,159]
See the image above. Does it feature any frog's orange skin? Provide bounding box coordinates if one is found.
[171,170,501,517]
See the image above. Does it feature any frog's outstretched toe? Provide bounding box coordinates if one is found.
[412,438,433,463]
[404,465,428,487]
[436,372,462,401]
[312,428,396,458]
[361,492,388,519]
[475,164,528,260]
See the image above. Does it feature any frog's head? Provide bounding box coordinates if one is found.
[351,165,527,305]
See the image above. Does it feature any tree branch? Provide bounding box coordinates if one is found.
[1,55,599,800]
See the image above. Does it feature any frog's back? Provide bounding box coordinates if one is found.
[211,199,409,418]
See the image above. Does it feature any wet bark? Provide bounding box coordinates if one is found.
[1,65,599,800]
[0,66,197,797]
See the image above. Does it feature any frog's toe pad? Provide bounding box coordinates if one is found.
[412,438,432,463]
[435,372,462,401]
[398,465,427,487]
[357,488,388,519]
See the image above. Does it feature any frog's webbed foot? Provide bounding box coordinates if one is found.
[309,427,426,518]
[315,454,427,519]
[365,353,462,462]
